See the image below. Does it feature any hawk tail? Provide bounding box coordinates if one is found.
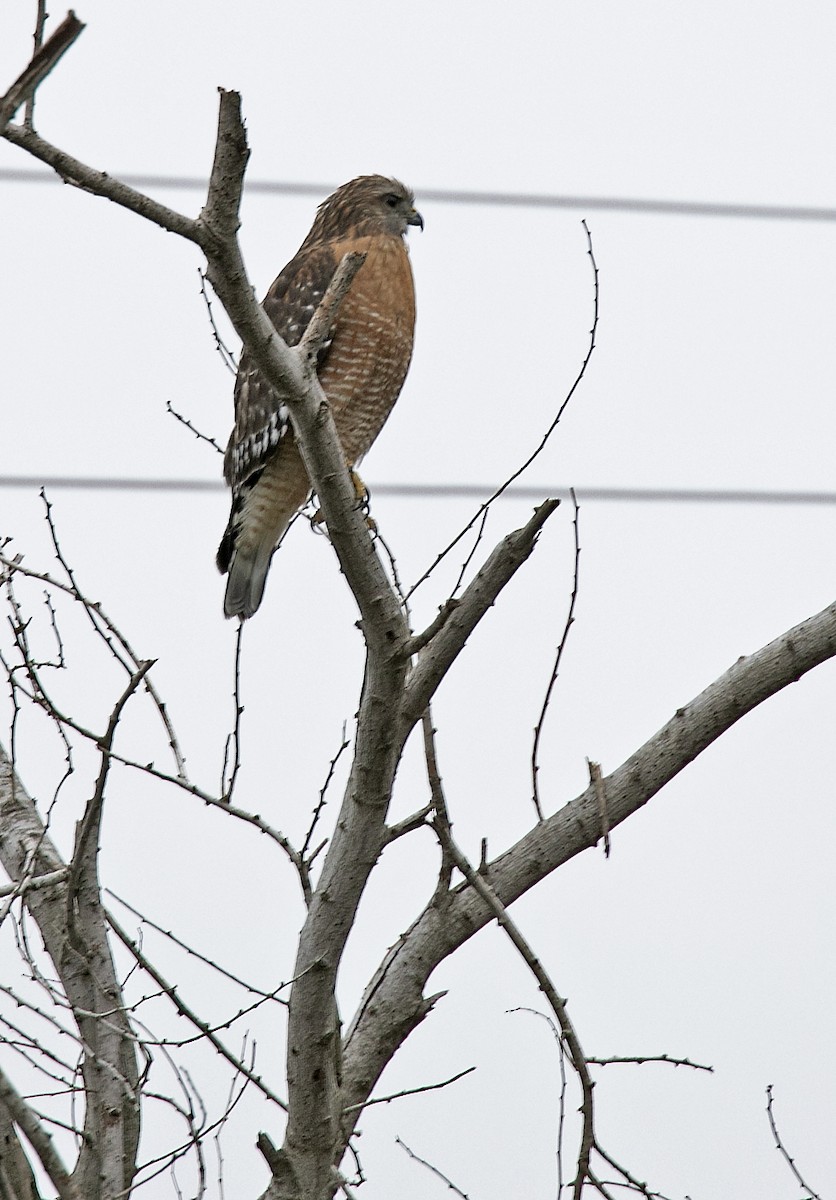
[217,455,309,619]
[218,533,276,620]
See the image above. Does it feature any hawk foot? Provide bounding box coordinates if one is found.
[310,467,372,528]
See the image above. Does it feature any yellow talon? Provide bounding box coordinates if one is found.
[308,468,373,531]
[349,468,371,510]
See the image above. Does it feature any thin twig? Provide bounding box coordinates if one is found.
[301,722,350,860]
[587,1054,713,1073]
[198,269,238,377]
[508,1007,568,1197]
[423,714,596,1199]
[24,0,49,130]
[66,660,153,918]
[221,622,244,803]
[451,508,490,598]
[532,489,581,822]
[343,1066,475,1114]
[421,710,454,894]
[593,1145,669,1199]
[107,911,288,1112]
[395,1137,471,1199]
[765,1084,822,1200]
[165,400,224,454]
[105,889,288,1001]
[405,221,598,601]
[35,498,188,778]
[443,834,596,1198]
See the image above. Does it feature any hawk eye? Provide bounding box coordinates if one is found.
[384,194,400,208]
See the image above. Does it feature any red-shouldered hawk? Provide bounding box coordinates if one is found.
[216,175,422,619]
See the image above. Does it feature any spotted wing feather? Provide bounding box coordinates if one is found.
[222,245,339,490]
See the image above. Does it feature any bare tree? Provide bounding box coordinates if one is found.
[1,14,835,1200]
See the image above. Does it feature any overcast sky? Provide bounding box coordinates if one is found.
[2,2,836,1197]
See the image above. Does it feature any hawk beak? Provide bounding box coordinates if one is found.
[407,208,424,231]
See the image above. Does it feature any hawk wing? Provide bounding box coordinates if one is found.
[222,243,340,490]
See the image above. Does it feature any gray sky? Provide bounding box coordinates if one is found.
[2,2,836,1197]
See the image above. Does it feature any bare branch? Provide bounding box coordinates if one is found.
[383,803,433,844]
[403,599,459,658]
[344,595,836,1137]
[0,11,85,130]
[0,1061,76,1200]
[298,252,367,367]
[0,1095,43,1200]
[199,89,249,242]
[587,759,610,858]
[0,866,68,900]
[12,498,188,780]
[402,501,559,724]
[2,119,201,241]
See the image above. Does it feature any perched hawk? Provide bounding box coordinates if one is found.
[217,174,422,619]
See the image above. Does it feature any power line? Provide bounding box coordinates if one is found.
[3,166,836,224]
[2,476,836,506]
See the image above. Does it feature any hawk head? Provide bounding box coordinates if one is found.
[305,175,423,246]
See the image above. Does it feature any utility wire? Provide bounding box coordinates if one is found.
[3,167,836,224]
[2,476,836,506]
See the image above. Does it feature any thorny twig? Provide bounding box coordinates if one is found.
[24,0,48,130]
[421,709,454,895]
[166,399,224,454]
[508,1007,568,1197]
[131,1034,254,1195]
[106,889,287,1001]
[342,1065,476,1114]
[1,496,189,780]
[405,221,598,602]
[66,659,153,925]
[221,622,245,802]
[395,1137,471,1200]
[2,555,305,867]
[302,722,350,861]
[423,718,670,1200]
[766,1084,822,1200]
[587,1054,713,1073]
[451,508,490,598]
[532,489,580,822]
[198,269,239,377]
[107,910,289,1112]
